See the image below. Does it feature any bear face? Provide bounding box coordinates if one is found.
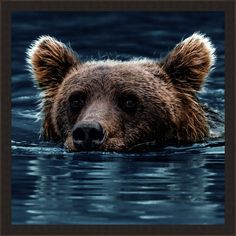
[26,33,215,151]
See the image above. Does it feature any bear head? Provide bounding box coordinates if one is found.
[26,33,215,151]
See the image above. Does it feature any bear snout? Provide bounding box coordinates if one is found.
[72,121,105,151]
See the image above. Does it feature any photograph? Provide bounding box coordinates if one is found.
[10,10,225,226]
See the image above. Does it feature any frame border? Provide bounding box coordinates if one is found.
[1,0,235,235]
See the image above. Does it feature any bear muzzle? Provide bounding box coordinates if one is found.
[72,121,106,151]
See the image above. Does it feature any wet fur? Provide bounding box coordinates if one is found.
[26,33,215,151]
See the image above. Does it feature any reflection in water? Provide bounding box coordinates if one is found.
[12,146,224,224]
[11,12,224,224]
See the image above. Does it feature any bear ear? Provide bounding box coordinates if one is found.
[161,33,216,92]
[26,36,78,91]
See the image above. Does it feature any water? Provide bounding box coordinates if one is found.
[11,12,225,224]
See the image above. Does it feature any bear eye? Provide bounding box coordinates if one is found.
[119,94,138,113]
[69,92,86,111]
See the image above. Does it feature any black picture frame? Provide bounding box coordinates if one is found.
[1,0,235,235]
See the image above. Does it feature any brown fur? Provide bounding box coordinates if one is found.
[162,38,213,92]
[26,33,215,151]
[27,36,78,140]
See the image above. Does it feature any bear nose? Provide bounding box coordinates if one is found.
[72,121,105,150]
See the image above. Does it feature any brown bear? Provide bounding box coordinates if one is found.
[26,32,215,152]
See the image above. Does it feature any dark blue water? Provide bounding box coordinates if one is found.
[11,12,224,224]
